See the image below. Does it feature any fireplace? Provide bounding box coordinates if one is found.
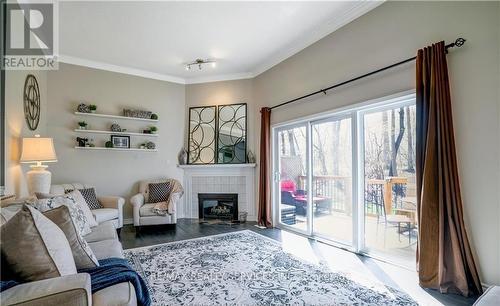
[198,193,238,221]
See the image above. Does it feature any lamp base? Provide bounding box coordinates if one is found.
[27,167,52,195]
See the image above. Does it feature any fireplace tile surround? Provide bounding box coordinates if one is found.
[178,164,256,221]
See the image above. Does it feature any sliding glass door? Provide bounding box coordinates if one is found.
[361,102,417,266]
[273,93,417,266]
[275,124,310,234]
[311,117,353,245]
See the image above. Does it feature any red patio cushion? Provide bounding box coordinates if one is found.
[280,180,297,193]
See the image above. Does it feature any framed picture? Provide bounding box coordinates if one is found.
[111,135,130,148]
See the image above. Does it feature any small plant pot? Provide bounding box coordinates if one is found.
[79,126,87,130]
[140,145,146,149]
[90,110,96,113]
[151,131,157,134]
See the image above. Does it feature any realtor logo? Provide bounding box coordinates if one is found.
[2,1,58,70]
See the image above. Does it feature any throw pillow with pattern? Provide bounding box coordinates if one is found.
[31,194,92,236]
[148,182,173,203]
[78,188,103,210]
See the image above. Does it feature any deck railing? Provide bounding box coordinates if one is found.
[298,175,352,214]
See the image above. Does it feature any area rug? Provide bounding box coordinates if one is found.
[124,230,418,305]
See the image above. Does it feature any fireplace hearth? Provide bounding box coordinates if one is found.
[198,193,238,221]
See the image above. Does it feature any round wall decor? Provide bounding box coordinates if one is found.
[23,74,41,130]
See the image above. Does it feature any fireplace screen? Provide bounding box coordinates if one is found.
[198,193,238,220]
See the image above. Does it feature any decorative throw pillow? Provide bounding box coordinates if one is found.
[148,182,173,203]
[78,188,103,210]
[67,190,98,228]
[43,206,99,269]
[0,205,77,282]
[31,193,93,236]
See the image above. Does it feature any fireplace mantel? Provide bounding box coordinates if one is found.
[178,163,256,221]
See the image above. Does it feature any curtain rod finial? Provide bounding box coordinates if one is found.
[455,38,466,47]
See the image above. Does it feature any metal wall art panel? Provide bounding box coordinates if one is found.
[188,106,216,164]
[217,103,247,164]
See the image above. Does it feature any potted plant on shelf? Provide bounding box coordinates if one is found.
[89,104,97,113]
[78,121,88,130]
[139,143,146,149]
[149,126,158,134]
[151,113,158,120]
[105,141,113,148]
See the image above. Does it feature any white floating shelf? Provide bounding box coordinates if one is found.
[75,112,158,122]
[74,129,158,137]
[75,146,157,152]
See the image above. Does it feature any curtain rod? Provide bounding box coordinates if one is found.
[269,38,466,111]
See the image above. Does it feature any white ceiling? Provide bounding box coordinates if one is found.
[58,1,382,84]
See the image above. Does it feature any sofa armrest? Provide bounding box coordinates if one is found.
[130,193,144,226]
[0,273,92,306]
[97,196,124,228]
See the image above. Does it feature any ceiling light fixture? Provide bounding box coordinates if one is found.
[185,58,216,71]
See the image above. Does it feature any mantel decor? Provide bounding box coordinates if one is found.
[187,103,247,165]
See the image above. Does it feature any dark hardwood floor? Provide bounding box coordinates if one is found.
[119,219,478,306]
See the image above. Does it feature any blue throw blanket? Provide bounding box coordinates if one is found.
[79,257,151,306]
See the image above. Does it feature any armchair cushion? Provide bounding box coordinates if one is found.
[139,203,159,217]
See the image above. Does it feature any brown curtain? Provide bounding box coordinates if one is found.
[258,107,273,228]
[416,41,482,296]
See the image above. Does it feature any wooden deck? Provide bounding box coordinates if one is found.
[285,211,417,268]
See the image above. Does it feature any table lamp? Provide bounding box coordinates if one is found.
[20,135,57,195]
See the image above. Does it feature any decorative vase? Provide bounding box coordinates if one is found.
[110,123,121,132]
[77,103,90,113]
[247,150,256,163]
[178,148,187,165]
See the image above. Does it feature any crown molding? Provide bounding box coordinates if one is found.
[58,54,187,84]
[251,0,384,77]
[185,72,254,85]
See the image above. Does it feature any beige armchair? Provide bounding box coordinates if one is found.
[50,183,124,230]
[130,178,182,228]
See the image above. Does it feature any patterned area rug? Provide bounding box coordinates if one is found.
[124,230,418,305]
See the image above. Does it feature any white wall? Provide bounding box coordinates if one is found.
[253,1,500,285]
[4,70,47,196]
[46,63,185,219]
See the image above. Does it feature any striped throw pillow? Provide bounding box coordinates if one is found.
[78,188,103,210]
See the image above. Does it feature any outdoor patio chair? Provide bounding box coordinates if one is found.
[365,184,415,245]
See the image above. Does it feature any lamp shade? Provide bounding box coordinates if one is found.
[20,137,57,163]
